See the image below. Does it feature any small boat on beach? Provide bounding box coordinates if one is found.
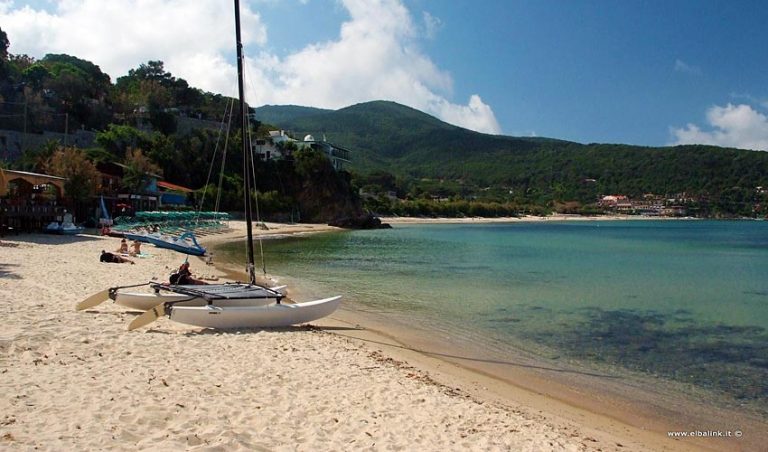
[45,219,84,235]
[77,0,341,330]
[123,231,206,256]
[45,221,61,233]
[124,230,206,256]
[146,231,206,256]
[59,222,85,235]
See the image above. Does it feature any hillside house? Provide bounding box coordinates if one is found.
[253,130,351,170]
[599,195,633,213]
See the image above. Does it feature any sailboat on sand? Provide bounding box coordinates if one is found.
[76,0,341,329]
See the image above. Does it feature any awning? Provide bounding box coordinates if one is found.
[157,181,194,193]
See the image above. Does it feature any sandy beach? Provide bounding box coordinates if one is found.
[0,222,748,451]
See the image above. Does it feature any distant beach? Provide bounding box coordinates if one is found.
[0,222,759,451]
[381,213,695,224]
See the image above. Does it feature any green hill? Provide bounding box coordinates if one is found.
[253,104,331,125]
[251,101,768,207]
[254,101,572,179]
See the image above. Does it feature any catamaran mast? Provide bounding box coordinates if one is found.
[234,0,256,284]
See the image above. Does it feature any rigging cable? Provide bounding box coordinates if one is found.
[242,62,268,276]
[246,108,268,277]
[195,97,235,229]
[214,99,235,219]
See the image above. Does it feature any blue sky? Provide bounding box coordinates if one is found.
[2,0,767,150]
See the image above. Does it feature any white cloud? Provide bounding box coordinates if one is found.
[0,0,501,134]
[422,11,442,40]
[673,59,701,76]
[670,103,768,151]
[1,0,264,97]
[432,95,501,135]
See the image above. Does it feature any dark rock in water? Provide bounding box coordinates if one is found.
[328,213,392,229]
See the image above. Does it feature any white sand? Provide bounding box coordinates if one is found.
[0,226,708,451]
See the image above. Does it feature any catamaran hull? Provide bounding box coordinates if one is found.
[149,240,206,256]
[169,296,342,329]
[146,231,206,256]
[121,232,206,256]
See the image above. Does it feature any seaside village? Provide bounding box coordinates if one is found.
[0,128,350,235]
[598,193,689,217]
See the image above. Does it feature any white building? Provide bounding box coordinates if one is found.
[252,130,351,170]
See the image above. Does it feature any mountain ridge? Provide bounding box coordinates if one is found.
[252,100,768,212]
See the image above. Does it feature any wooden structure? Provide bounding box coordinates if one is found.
[0,168,67,233]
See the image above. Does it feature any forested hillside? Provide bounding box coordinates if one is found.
[255,101,768,217]
[0,28,363,223]
[2,23,767,220]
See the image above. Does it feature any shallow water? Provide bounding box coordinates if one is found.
[218,220,768,415]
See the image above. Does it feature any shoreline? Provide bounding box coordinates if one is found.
[2,229,587,450]
[380,214,699,224]
[1,229,618,451]
[204,221,763,451]
[0,223,759,450]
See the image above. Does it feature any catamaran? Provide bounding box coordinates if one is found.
[123,230,207,256]
[76,0,341,329]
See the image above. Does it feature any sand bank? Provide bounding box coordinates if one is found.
[0,224,742,451]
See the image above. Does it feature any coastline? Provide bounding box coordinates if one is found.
[0,227,601,451]
[381,214,697,224]
[206,221,762,451]
[0,223,757,451]
[207,215,768,450]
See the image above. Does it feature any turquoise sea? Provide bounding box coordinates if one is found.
[219,220,768,415]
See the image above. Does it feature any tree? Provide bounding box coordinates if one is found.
[96,124,152,159]
[121,148,161,193]
[126,60,174,86]
[17,139,60,172]
[0,27,8,60]
[44,147,100,214]
[41,54,111,98]
[294,147,329,179]
[0,27,8,78]
[22,64,51,90]
[115,60,174,110]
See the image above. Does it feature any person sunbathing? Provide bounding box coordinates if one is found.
[100,250,135,264]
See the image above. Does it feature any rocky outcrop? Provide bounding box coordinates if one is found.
[328,213,391,229]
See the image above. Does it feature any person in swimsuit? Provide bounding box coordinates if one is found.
[100,250,135,264]
[116,238,129,254]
